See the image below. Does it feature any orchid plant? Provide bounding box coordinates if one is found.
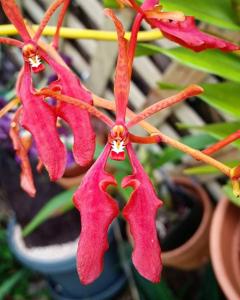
[0,0,240,285]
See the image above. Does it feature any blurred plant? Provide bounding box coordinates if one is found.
[0,216,50,300]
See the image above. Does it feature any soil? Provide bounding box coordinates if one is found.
[156,181,203,251]
[0,147,80,248]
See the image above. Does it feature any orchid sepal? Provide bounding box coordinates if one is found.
[122,144,162,282]
[73,145,119,284]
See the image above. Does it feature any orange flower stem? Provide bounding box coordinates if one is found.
[33,0,65,42]
[129,133,161,144]
[203,130,240,155]
[127,84,203,128]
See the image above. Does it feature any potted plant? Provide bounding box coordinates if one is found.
[159,176,213,270]
[210,197,240,300]
[1,0,240,296]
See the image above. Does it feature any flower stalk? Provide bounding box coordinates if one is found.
[0,24,163,41]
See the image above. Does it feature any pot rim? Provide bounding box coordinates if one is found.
[161,176,213,259]
[210,197,240,300]
[7,218,77,273]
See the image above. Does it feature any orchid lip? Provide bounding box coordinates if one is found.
[28,55,42,68]
[108,124,129,155]
[111,140,125,154]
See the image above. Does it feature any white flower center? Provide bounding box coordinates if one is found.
[111,140,125,154]
[28,55,42,68]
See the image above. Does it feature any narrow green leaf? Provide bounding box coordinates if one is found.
[161,0,240,30]
[158,81,240,118]
[0,270,25,299]
[200,82,240,117]
[153,134,217,167]
[134,270,178,300]
[232,0,240,24]
[184,161,238,175]
[137,44,240,83]
[22,188,76,237]
[199,264,221,300]
[103,0,143,8]
[158,82,184,90]
[177,121,240,148]
[223,183,240,206]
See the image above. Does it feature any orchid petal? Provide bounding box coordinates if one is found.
[152,16,239,52]
[33,0,69,43]
[141,0,159,10]
[52,0,70,49]
[0,37,23,48]
[19,63,67,180]
[127,84,203,128]
[0,0,31,42]
[9,108,36,197]
[73,145,119,284]
[127,1,239,51]
[105,9,130,123]
[122,144,162,282]
[39,50,96,167]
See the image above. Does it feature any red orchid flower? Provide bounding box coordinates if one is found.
[41,9,203,285]
[118,0,239,52]
[0,0,95,188]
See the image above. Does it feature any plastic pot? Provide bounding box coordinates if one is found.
[210,197,240,300]
[8,219,126,300]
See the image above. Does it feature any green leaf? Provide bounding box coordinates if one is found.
[223,182,240,206]
[158,82,184,90]
[134,270,178,300]
[0,270,25,300]
[184,161,238,175]
[161,0,240,30]
[200,82,240,117]
[158,81,240,118]
[199,264,221,300]
[22,188,76,237]
[154,134,217,167]
[177,121,240,148]
[103,0,143,8]
[137,44,240,83]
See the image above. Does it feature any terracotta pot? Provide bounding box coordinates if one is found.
[210,197,240,300]
[127,177,213,270]
[161,177,213,270]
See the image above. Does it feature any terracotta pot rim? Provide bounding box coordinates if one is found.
[57,174,84,189]
[162,176,212,259]
[210,197,240,300]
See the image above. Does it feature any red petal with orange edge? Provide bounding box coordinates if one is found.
[9,109,36,197]
[40,50,96,167]
[152,16,239,52]
[130,0,239,51]
[1,0,31,42]
[122,144,162,282]
[73,145,119,285]
[19,63,67,181]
